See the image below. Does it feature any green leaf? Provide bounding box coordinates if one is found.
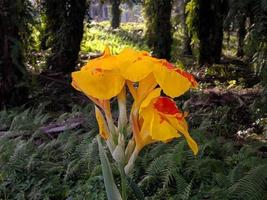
[97,136,122,200]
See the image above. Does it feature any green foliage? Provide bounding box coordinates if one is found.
[0,101,266,200]
[0,105,106,200]
[81,22,148,54]
[228,164,267,200]
[11,0,36,54]
[130,133,267,200]
[226,0,267,81]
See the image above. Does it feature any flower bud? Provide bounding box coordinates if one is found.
[118,132,125,148]
[112,144,125,165]
[112,133,126,164]
[125,139,135,162]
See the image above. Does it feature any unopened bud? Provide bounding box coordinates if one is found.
[112,144,125,164]
[125,139,135,162]
[118,133,125,148]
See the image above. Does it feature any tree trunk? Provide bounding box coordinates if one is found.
[181,0,192,56]
[198,0,227,66]
[144,0,173,60]
[248,8,254,27]
[237,13,246,57]
[111,0,121,28]
[0,0,27,107]
[45,0,87,73]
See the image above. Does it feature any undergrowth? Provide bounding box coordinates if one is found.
[80,22,148,54]
[0,104,266,200]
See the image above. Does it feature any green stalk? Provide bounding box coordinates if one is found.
[118,164,127,200]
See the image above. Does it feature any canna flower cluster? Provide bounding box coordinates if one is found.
[71,47,198,174]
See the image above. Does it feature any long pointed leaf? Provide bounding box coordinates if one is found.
[97,136,122,200]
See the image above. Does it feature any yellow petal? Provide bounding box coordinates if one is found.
[136,115,154,150]
[117,49,154,82]
[150,110,180,142]
[136,73,157,102]
[175,68,198,88]
[103,46,111,57]
[140,106,180,142]
[71,69,125,100]
[71,79,81,91]
[81,55,119,71]
[80,47,118,71]
[119,59,154,82]
[168,117,198,155]
[118,48,150,59]
[153,63,194,98]
[139,88,161,114]
[95,106,109,140]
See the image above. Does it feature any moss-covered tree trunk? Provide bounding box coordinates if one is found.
[198,0,227,66]
[237,13,246,57]
[0,0,27,107]
[144,0,173,60]
[45,0,87,73]
[181,0,192,55]
[111,0,121,28]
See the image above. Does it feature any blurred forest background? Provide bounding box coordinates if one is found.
[0,0,267,199]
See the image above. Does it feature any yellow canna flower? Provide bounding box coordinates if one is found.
[71,47,125,100]
[137,88,198,155]
[72,47,197,100]
[116,48,197,99]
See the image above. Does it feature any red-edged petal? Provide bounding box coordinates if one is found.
[175,68,198,87]
[153,97,183,120]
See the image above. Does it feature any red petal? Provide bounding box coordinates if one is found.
[153,97,181,116]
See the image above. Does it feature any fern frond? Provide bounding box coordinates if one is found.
[228,164,267,200]
[180,179,193,200]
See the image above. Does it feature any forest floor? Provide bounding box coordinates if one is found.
[0,22,266,200]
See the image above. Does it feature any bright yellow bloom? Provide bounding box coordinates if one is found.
[71,47,199,177]
[136,88,198,155]
[71,47,125,100]
[72,47,197,100]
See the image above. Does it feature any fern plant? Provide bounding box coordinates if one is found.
[1,105,266,199]
[127,130,267,200]
[0,105,106,200]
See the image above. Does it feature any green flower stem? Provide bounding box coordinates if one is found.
[124,148,139,175]
[118,163,127,200]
